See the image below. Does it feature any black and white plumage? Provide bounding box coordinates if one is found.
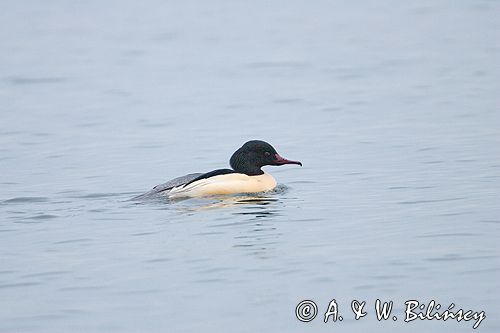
[133,140,301,200]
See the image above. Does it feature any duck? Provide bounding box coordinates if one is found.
[133,140,302,200]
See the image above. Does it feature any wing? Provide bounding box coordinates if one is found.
[131,173,203,200]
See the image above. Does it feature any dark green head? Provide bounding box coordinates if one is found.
[229,140,302,175]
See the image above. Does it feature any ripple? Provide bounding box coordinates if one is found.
[0,270,16,275]
[59,285,108,291]
[272,98,305,105]
[130,231,157,237]
[290,218,323,223]
[373,274,407,280]
[481,219,500,224]
[53,238,92,245]
[417,147,435,152]
[439,211,472,216]
[3,197,49,204]
[28,214,59,220]
[192,231,225,236]
[144,258,172,263]
[114,289,163,295]
[271,184,289,194]
[21,271,68,278]
[417,232,479,238]
[397,197,465,205]
[459,267,500,275]
[191,278,228,284]
[5,76,67,85]
[233,210,279,216]
[354,284,377,290]
[76,192,125,199]
[287,180,316,184]
[208,220,257,228]
[345,172,364,176]
[245,61,308,69]
[426,254,496,262]
[0,282,40,289]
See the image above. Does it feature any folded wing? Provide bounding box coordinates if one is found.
[131,173,203,200]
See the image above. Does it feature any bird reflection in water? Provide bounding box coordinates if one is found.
[176,194,279,216]
[174,184,289,216]
[174,189,289,258]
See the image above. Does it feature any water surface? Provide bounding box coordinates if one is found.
[1,1,499,332]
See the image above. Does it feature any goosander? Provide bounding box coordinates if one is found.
[133,140,302,200]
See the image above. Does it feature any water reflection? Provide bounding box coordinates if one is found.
[173,185,288,214]
[2,0,498,331]
[231,219,282,260]
[175,193,285,259]
[176,195,280,218]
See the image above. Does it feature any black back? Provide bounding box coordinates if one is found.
[182,168,236,187]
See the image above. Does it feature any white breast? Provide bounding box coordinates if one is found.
[167,172,277,199]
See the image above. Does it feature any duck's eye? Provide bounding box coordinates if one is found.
[264,151,271,157]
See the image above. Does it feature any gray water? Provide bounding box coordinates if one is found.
[1,1,499,332]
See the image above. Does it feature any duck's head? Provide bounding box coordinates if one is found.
[229,140,302,175]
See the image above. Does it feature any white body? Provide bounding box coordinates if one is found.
[167,172,277,199]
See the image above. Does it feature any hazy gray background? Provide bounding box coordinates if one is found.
[1,0,499,332]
